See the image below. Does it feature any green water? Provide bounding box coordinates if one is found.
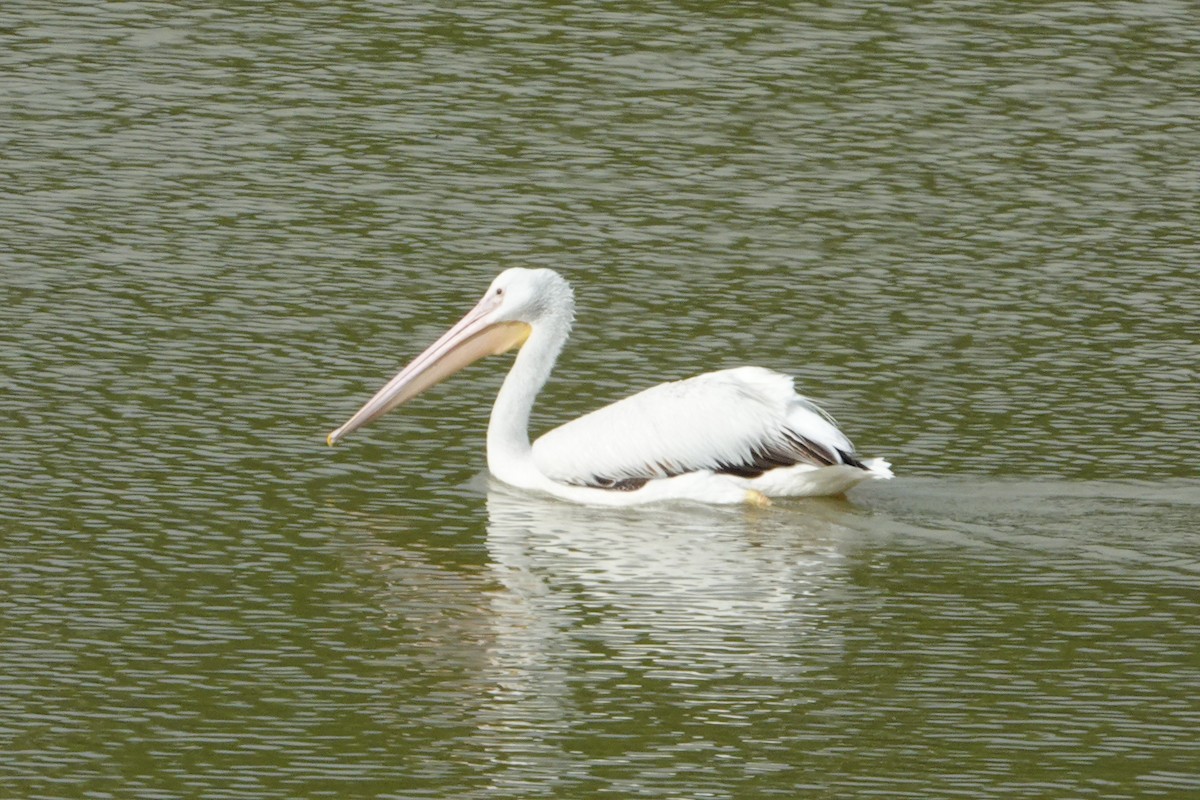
[3,2,1198,798]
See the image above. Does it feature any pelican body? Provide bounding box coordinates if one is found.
[328,269,892,505]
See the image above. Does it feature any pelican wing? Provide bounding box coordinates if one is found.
[531,366,861,488]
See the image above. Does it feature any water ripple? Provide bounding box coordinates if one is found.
[3,1,1198,798]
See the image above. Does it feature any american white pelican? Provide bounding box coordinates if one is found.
[327,268,892,506]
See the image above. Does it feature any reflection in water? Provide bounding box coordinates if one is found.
[472,485,866,793]
[341,485,883,796]
[484,481,848,653]
[337,480,1200,798]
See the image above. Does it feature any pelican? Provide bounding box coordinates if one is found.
[327,268,892,506]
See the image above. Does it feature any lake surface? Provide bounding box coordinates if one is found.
[3,2,1198,798]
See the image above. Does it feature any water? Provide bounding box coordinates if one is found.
[3,2,1198,798]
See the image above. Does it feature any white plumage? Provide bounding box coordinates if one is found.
[328,269,892,505]
[534,367,849,483]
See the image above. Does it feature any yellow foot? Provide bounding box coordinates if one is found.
[744,489,773,508]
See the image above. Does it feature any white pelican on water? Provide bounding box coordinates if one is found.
[327,268,892,506]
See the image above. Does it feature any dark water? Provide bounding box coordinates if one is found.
[3,2,1198,798]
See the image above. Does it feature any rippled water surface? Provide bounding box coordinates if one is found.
[3,2,1198,798]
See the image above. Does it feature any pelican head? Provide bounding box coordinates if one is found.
[327,268,574,446]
